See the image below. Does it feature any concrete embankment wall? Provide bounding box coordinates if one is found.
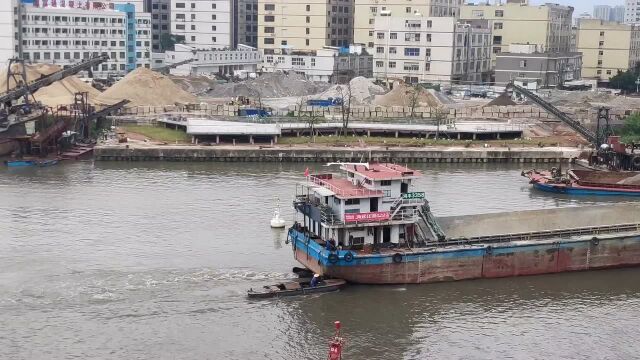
[94,145,583,163]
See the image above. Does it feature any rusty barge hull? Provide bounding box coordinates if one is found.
[293,234,640,284]
[290,204,640,284]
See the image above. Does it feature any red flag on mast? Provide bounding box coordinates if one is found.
[304,167,309,177]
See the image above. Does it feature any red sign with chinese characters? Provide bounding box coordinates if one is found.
[344,211,390,223]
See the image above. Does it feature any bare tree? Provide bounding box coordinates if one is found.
[408,83,422,119]
[295,96,308,122]
[303,112,320,143]
[432,105,447,140]
[336,81,353,137]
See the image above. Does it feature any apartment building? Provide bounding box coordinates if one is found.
[165,43,261,76]
[0,1,17,65]
[2,1,151,77]
[594,5,611,22]
[577,19,640,82]
[108,1,171,52]
[495,43,582,87]
[171,0,233,49]
[460,1,573,65]
[354,0,464,52]
[257,0,352,52]
[626,0,640,24]
[261,46,371,82]
[237,0,258,47]
[612,6,625,23]
[372,16,492,85]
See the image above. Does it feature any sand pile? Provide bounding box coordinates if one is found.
[313,77,386,105]
[0,63,61,92]
[206,72,330,98]
[374,82,442,107]
[486,92,516,106]
[96,68,196,106]
[34,76,101,107]
[618,173,640,185]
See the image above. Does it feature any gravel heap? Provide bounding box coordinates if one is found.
[312,77,386,105]
[206,72,330,98]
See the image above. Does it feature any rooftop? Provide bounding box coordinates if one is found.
[342,163,421,181]
[309,174,384,199]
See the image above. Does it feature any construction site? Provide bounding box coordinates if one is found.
[1,55,639,162]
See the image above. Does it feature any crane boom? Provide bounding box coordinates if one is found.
[0,55,109,105]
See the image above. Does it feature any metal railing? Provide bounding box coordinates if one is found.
[308,175,383,198]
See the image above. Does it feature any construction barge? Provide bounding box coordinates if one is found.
[289,163,640,284]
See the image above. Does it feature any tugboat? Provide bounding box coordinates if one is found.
[289,162,640,284]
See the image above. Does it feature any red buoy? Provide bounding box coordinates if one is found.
[327,321,344,360]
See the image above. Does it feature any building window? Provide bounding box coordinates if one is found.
[600,31,605,36]
[311,58,315,67]
[264,15,274,22]
[176,24,185,30]
[599,50,604,55]
[307,16,311,23]
[376,47,384,54]
[403,62,419,71]
[599,41,604,46]
[606,70,612,75]
[425,62,430,71]
[281,40,287,45]
[495,10,504,17]
[375,61,384,68]
[306,5,310,11]
[212,37,216,42]
[405,7,411,13]
[369,18,374,25]
[264,26,274,33]
[520,60,527,68]
[389,47,396,54]
[266,55,273,63]
[472,10,484,17]
[377,32,384,39]
[388,61,396,68]
[390,32,397,39]
[175,2,185,8]
[370,6,377,13]
[493,36,502,45]
[493,46,501,54]
[306,39,310,46]
[264,38,274,44]
[380,180,391,186]
[427,20,432,28]
[265,4,275,10]
[405,33,420,42]
[494,22,503,30]
[597,60,603,66]
[212,26,216,31]
[306,28,310,35]
[292,57,305,66]
[212,15,216,20]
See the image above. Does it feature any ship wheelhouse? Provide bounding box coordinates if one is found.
[293,163,428,251]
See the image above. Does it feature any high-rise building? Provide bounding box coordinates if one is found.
[593,5,611,22]
[372,17,492,85]
[0,1,152,77]
[354,0,464,52]
[460,2,573,66]
[0,0,17,66]
[171,0,234,49]
[577,19,640,82]
[612,5,625,23]
[107,1,171,52]
[257,0,352,52]
[237,0,257,47]
[625,0,640,24]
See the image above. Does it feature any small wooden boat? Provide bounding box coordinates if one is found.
[523,168,640,196]
[4,160,36,167]
[247,278,346,299]
[4,159,59,167]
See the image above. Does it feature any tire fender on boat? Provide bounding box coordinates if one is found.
[591,237,599,246]
[343,252,354,262]
[392,253,403,264]
[633,156,640,169]
[328,253,339,264]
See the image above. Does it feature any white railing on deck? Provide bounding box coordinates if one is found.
[308,175,382,198]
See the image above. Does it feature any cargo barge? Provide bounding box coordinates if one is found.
[290,163,640,284]
[523,168,640,196]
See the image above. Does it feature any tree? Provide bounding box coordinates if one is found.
[336,82,353,137]
[609,63,640,93]
[432,106,447,140]
[407,83,423,119]
[303,112,321,143]
[160,34,184,52]
[620,113,640,143]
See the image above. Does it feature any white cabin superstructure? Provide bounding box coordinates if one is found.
[294,163,430,251]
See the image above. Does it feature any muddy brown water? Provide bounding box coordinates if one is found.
[1,161,639,359]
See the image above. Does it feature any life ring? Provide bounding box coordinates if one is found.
[392,253,403,263]
[591,237,599,246]
[486,245,493,255]
[343,252,354,262]
[328,253,339,264]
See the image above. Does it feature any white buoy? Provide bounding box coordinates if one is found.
[270,198,286,228]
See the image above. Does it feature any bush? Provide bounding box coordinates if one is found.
[620,114,640,143]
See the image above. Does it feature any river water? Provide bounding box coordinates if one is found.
[1,161,639,359]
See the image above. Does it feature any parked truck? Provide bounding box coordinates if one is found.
[306,97,343,107]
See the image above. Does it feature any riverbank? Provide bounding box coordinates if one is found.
[94,143,585,163]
